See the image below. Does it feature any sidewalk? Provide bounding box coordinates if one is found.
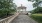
[11,15,38,23]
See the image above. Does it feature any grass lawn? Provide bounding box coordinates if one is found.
[31,14,42,23]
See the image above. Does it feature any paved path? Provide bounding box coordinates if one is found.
[11,15,38,23]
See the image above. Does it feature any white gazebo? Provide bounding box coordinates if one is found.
[17,4,27,13]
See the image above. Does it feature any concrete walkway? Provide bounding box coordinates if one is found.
[11,15,38,23]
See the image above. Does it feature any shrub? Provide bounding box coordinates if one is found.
[0,8,16,18]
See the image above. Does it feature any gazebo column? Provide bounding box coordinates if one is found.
[22,9,23,12]
[25,9,26,12]
[22,9,23,13]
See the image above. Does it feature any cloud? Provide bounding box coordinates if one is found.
[13,0,34,11]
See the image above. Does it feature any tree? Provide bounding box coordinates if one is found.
[28,0,42,13]
[28,0,42,7]
[0,0,17,18]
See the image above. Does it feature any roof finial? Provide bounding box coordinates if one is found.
[21,4,22,7]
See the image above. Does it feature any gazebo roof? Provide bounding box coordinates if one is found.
[18,4,26,9]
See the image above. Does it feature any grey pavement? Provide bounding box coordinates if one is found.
[11,15,38,23]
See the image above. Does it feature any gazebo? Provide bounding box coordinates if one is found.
[17,4,27,13]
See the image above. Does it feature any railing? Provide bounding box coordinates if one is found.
[0,12,19,23]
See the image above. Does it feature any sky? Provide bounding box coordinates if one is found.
[13,0,35,11]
